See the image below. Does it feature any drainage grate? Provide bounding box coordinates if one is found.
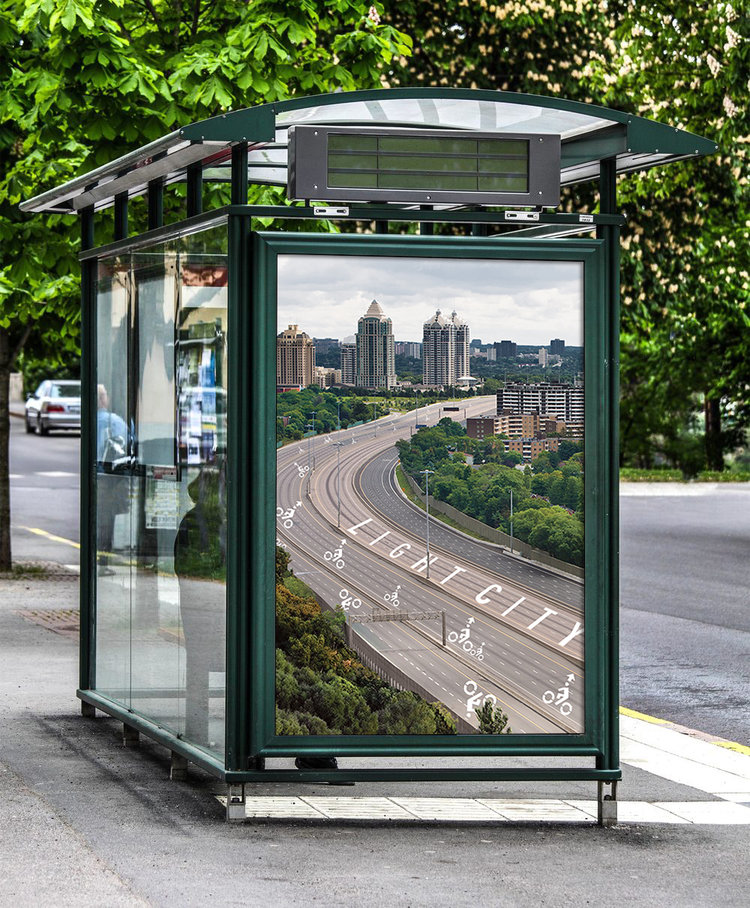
[17,608,80,638]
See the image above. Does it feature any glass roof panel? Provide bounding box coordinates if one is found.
[275,98,610,139]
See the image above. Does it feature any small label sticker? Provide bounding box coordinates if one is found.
[579,214,594,223]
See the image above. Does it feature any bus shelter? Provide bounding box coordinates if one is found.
[22,89,716,824]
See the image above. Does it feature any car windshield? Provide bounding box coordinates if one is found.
[50,382,80,398]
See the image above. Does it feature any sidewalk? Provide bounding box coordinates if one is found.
[1,572,749,906]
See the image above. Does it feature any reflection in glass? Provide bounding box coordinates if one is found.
[94,225,227,756]
[275,253,585,737]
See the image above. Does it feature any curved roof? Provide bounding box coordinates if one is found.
[21,88,717,214]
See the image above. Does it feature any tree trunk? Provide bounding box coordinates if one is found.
[0,331,12,571]
[0,322,32,571]
[704,395,724,472]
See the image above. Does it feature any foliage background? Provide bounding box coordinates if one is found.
[0,0,747,567]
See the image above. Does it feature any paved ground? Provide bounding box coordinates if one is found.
[1,572,749,907]
[4,405,750,905]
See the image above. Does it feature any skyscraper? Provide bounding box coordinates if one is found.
[276,324,316,388]
[340,336,356,385]
[422,309,471,387]
[495,340,517,359]
[550,338,566,355]
[355,300,396,389]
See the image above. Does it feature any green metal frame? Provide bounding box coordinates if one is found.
[75,203,619,785]
[243,225,614,777]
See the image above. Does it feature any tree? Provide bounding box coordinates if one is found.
[475,700,511,735]
[385,1,748,471]
[0,0,411,568]
[586,2,749,471]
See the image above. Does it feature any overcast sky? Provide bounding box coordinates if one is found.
[277,254,583,346]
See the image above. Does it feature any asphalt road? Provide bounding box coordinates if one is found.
[620,483,750,745]
[277,398,581,734]
[9,415,81,565]
[8,410,750,744]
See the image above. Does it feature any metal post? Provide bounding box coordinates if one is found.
[231,142,249,205]
[420,468,435,579]
[147,178,164,231]
[187,162,203,217]
[509,488,514,554]
[334,442,344,529]
[441,610,447,646]
[599,157,621,777]
[79,205,95,698]
[170,752,188,782]
[226,783,246,822]
[114,191,128,240]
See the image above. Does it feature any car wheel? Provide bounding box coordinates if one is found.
[37,414,49,436]
[25,414,35,434]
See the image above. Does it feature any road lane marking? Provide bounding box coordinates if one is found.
[20,527,79,549]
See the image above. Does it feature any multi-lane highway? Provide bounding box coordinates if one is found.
[276,397,585,734]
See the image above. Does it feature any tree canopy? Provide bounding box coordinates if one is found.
[386,0,748,472]
[0,0,411,567]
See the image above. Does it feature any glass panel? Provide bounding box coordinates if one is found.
[329,171,378,189]
[378,172,478,191]
[173,233,228,754]
[479,139,528,156]
[94,223,228,757]
[328,153,378,170]
[379,154,479,173]
[478,175,528,192]
[329,134,378,152]
[278,98,609,138]
[378,136,478,155]
[276,253,584,737]
[95,259,132,703]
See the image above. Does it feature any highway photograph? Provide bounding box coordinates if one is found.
[276,397,584,736]
[274,252,586,737]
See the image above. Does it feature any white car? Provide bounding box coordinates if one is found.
[25,379,81,435]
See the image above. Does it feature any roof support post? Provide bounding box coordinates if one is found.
[187,162,203,217]
[597,157,620,775]
[148,178,164,231]
[231,143,249,205]
[114,191,128,240]
[79,205,96,697]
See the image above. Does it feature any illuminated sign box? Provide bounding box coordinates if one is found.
[288,126,561,207]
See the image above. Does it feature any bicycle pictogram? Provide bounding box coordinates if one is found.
[542,673,576,716]
[448,617,484,659]
[323,539,347,569]
[384,585,401,607]
[293,461,309,479]
[276,500,303,529]
[338,588,361,612]
[463,680,497,719]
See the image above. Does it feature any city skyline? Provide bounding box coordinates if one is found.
[277,254,583,345]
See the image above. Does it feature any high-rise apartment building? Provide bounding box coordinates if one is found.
[422,310,471,387]
[496,380,584,426]
[395,341,423,359]
[276,324,315,389]
[550,338,566,355]
[495,340,517,359]
[355,300,396,390]
[340,336,356,385]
